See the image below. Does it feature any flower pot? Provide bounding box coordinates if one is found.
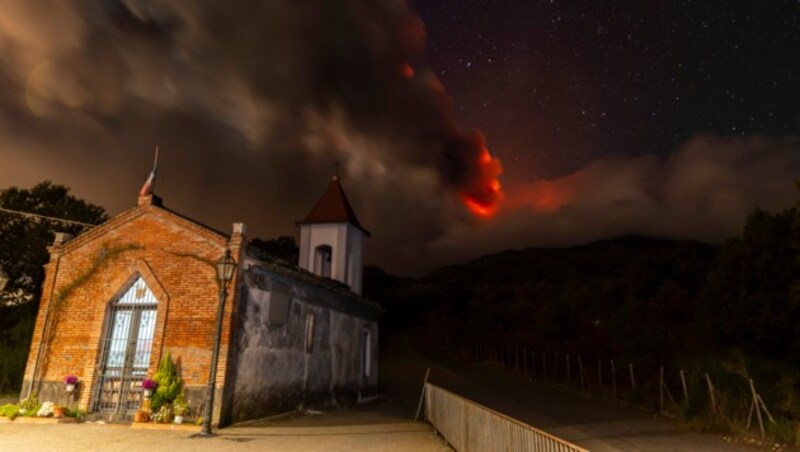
[174,415,184,425]
[143,388,153,398]
[53,407,65,418]
[133,411,149,423]
[65,383,76,393]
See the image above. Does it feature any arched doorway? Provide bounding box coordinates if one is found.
[92,276,158,415]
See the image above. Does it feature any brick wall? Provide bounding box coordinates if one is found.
[21,196,244,421]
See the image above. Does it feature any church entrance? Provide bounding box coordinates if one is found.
[92,276,158,415]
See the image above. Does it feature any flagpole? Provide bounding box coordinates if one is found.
[152,146,159,194]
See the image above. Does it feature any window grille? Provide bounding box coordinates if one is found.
[92,276,158,415]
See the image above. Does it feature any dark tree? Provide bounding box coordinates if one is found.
[0,181,107,393]
[0,181,107,306]
[247,235,299,264]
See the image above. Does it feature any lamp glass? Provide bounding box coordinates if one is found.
[215,250,237,284]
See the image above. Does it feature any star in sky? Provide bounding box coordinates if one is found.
[413,0,799,183]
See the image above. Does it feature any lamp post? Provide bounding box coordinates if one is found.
[200,249,237,436]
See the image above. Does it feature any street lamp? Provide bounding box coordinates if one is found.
[200,249,237,436]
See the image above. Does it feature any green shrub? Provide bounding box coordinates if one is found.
[150,352,182,413]
[65,407,86,420]
[173,391,189,417]
[0,403,20,419]
[19,393,40,417]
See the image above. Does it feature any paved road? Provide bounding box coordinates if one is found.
[0,405,451,452]
[380,335,754,451]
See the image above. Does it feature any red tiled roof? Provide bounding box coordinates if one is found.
[297,177,370,236]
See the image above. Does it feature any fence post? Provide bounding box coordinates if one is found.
[578,356,585,390]
[756,393,776,424]
[415,367,431,421]
[659,366,664,413]
[566,354,571,384]
[523,348,528,377]
[611,359,617,399]
[598,359,603,393]
[629,363,636,391]
[542,353,547,379]
[679,369,688,406]
[705,373,718,417]
[554,351,559,380]
[749,379,765,439]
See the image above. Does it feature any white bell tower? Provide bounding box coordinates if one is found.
[297,175,369,295]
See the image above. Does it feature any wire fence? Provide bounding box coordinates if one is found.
[456,344,785,441]
[425,382,588,452]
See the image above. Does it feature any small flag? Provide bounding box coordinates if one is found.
[139,146,159,196]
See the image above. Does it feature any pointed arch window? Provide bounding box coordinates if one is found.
[94,276,158,414]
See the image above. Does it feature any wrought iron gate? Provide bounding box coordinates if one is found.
[93,276,158,415]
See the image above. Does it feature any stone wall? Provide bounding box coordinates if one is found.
[226,262,379,422]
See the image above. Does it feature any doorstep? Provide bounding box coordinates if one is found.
[14,417,80,424]
[130,422,201,432]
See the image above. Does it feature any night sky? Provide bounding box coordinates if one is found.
[415,1,799,184]
[0,1,798,274]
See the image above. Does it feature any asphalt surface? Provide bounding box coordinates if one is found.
[379,335,757,451]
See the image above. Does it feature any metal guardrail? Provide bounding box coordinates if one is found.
[425,382,588,452]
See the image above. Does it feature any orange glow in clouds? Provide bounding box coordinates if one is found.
[506,171,584,214]
[460,142,504,219]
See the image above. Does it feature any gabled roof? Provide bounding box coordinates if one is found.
[55,195,228,255]
[296,177,370,236]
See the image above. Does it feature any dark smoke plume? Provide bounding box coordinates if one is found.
[0,0,500,273]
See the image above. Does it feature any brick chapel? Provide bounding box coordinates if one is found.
[20,173,381,426]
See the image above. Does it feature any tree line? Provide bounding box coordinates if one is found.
[365,196,800,426]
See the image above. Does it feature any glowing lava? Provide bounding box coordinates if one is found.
[460,141,503,218]
[401,62,415,79]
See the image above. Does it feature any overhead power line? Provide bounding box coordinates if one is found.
[0,206,97,228]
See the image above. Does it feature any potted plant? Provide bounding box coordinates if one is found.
[36,401,55,417]
[53,404,65,418]
[134,410,150,423]
[173,392,188,424]
[141,379,157,399]
[151,405,173,424]
[63,375,78,393]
